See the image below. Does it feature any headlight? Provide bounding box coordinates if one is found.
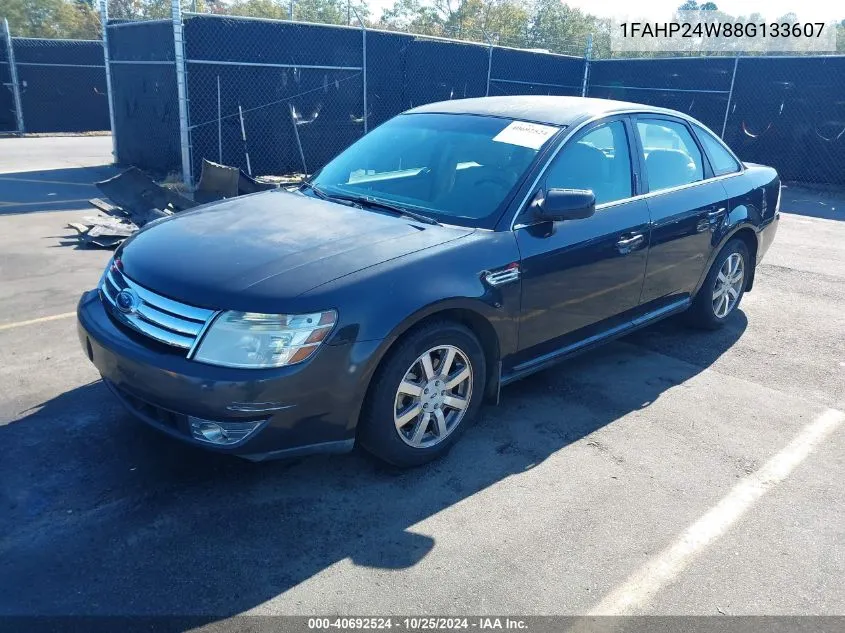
[193,310,337,369]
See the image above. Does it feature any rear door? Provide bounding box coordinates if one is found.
[633,115,729,305]
[513,116,651,358]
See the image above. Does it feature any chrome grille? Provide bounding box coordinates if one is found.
[100,266,216,351]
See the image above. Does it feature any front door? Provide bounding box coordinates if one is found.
[513,117,650,359]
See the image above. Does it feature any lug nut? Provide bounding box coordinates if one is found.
[423,403,428,409]
[441,390,445,395]
[424,388,429,394]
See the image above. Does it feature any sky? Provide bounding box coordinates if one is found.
[366,0,843,22]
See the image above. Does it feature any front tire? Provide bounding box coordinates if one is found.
[687,238,750,329]
[358,320,486,467]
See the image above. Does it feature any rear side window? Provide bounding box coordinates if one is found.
[637,119,704,192]
[693,124,741,176]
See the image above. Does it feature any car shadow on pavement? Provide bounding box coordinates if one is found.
[0,312,747,617]
[0,165,118,215]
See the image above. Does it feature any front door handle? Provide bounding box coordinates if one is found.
[616,233,644,254]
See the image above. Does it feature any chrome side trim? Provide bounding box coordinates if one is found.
[508,107,747,230]
[484,268,520,287]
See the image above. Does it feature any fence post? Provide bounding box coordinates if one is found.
[216,75,222,163]
[352,8,367,134]
[172,0,193,186]
[483,31,494,97]
[581,33,593,98]
[721,54,739,140]
[98,1,117,159]
[2,18,25,134]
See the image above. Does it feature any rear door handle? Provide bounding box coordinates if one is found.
[616,233,644,254]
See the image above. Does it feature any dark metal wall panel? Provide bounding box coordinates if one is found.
[724,56,845,185]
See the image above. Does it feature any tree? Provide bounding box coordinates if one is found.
[4,0,101,38]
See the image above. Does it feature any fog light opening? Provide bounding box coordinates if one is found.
[189,417,263,446]
[196,421,227,443]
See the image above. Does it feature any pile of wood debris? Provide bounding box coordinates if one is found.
[65,167,198,249]
[65,160,284,249]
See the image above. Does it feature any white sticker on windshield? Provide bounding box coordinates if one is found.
[493,121,559,150]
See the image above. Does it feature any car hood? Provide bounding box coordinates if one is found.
[118,189,473,311]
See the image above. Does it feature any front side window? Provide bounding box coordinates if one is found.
[637,119,704,192]
[543,120,633,206]
[693,123,741,176]
[311,113,562,228]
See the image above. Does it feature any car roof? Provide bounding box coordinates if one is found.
[404,95,683,127]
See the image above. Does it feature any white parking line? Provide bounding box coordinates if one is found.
[588,407,845,615]
[0,312,76,332]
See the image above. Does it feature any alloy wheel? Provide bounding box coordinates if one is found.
[393,345,473,448]
[712,252,745,318]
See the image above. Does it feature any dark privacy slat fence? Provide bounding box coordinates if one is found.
[587,55,845,185]
[4,11,844,186]
[6,38,109,133]
[107,20,180,174]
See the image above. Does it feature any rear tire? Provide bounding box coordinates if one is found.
[687,238,750,329]
[358,320,486,468]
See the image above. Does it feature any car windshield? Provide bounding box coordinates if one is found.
[310,113,562,228]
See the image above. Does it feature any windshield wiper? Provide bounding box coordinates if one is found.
[299,180,330,200]
[328,193,441,226]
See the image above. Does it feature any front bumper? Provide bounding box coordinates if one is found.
[77,290,381,460]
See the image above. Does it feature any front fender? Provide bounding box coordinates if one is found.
[299,231,523,428]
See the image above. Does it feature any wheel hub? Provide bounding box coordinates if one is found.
[420,379,446,411]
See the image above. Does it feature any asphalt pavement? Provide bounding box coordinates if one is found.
[0,136,843,619]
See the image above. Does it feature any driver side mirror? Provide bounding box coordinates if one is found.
[534,188,596,222]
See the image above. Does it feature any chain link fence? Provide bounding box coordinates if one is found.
[586,54,845,184]
[168,9,591,184]
[182,13,366,182]
[3,3,843,186]
[0,19,109,134]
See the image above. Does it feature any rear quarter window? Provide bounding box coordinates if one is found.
[693,124,742,176]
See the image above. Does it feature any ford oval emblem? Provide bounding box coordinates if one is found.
[115,289,138,314]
